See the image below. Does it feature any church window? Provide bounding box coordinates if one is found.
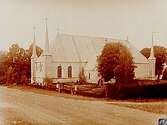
[68,66,72,78]
[35,63,38,71]
[57,65,62,78]
[40,63,43,72]
[88,73,91,79]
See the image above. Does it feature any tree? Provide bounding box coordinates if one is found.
[97,42,135,84]
[162,69,167,80]
[140,48,150,58]
[28,44,43,57]
[2,43,43,84]
[0,51,7,78]
[140,46,167,74]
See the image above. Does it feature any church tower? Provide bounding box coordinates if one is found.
[31,27,37,83]
[42,18,52,79]
[148,33,156,79]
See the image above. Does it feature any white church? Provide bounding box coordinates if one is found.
[31,20,156,84]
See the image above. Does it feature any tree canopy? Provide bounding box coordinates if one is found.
[97,42,135,84]
[0,43,43,84]
[140,46,167,74]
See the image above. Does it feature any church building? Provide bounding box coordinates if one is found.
[31,20,156,84]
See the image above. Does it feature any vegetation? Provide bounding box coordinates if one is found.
[140,46,167,75]
[79,67,87,84]
[0,51,7,83]
[162,69,167,80]
[43,77,53,85]
[97,42,135,84]
[0,43,42,85]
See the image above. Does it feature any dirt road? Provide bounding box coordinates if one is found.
[0,86,165,125]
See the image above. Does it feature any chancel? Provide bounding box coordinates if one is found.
[31,19,156,84]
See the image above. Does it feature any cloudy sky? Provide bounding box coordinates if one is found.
[0,0,167,51]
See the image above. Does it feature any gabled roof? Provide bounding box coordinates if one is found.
[50,33,149,70]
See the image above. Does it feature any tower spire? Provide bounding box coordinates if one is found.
[149,32,155,59]
[32,26,37,58]
[44,17,49,55]
[56,24,60,34]
[126,36,129,41]
[31,26,37,83]
[148,32,156,79]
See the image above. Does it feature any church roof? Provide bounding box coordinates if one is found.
[50,33,149,70]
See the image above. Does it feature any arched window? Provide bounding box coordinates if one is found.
[35,63,38,71]
[88,73,91,79]
[68,66,72,78]
[57,65,62,78]
[40,63,42,72]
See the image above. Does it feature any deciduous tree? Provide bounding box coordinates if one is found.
[2,43,43,84]
[98,42,135,84]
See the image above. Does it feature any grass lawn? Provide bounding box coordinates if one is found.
[109,101,167,114]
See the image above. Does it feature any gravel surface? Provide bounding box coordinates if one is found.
[0,86,165,125]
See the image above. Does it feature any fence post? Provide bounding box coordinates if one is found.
[71,86,74,95]
[105,84,109,98]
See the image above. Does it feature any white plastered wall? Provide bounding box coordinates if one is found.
[134,63,149,79]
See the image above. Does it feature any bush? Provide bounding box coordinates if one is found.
[79,67,87,84]
[43,77,53,85]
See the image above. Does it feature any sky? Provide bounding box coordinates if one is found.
[0,0,167,51]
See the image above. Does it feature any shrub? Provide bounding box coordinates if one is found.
[43,77,53,85]
[79,67,87,84]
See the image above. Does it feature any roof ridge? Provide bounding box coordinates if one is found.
[58,33,127,42]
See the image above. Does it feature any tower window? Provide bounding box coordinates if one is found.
[36,63,38,71]
[57,65,62,78]
[88,73,91,79]
[40,63,43,72]
[68,66,72,78]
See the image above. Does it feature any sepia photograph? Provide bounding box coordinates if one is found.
[0,0,167,124]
